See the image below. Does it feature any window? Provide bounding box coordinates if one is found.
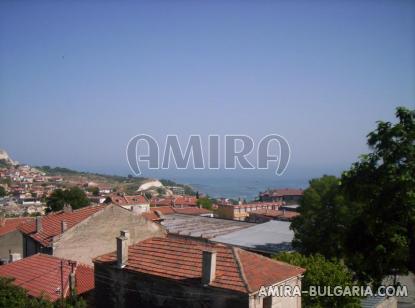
[263,296,272,308]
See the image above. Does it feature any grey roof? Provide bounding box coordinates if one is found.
[212,220,294,254]
[161,214,253,239]
[361,296,390,308]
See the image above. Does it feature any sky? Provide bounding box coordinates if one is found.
[0,0,414,182]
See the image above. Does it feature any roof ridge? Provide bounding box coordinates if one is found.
[231,247,251,293]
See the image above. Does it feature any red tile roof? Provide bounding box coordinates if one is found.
[142,207,213,221]
[18,205,105,246]
[172,207,212,216]
[251,209,300,220]
[150,195,197,207]
[0,254,94,301]
[110,194,148,206]
[94,236,304,294]
[0,217,34,237]
[150,206,175,215]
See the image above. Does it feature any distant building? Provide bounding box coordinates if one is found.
[247,209,300,223]
[166,186,185,195]
[0,217,34,263]
[213,220,295,255]
[259,188,304,204]
[108,194,150,214]
[216,202,282,221]
[0,253,94,302]
[160,214,253,239]
[150,195,198,208]
[94,234,305,308]
[18,204,165,264]
[142,206,213,222]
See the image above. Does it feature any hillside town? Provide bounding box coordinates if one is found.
[2,142,413,308]
[0,150,308,307]
[2,0,415,306]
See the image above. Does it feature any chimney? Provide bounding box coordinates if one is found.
[68,260,77,297]
[202,249,217,285]
[116,230,129,268]
[61,220,68,233]
[63,204,72,213]
[36,216,42,232]
[9,252,21,263]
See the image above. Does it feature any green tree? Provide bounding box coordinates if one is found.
[46,187,90,212]
[0,186,6,197]
[341,107,415,285]
[291,175,352,259]
[0,277,52,308]
[196,197,213,210]
[0,277,87,308]
[274,253,360,308]
[86,187,99,196]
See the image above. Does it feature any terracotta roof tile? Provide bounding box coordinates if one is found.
[94,236,304,294]
[110,194,148,206]
[251,209,300,220]
[0,254,94,301]
[18,205,105,246]
[0,217,34,236]
[148,206,212,218]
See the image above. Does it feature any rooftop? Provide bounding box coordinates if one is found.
[19,205,106,246]
[0,254,94,301]
[0,217,34,237]
[161,214,253,239]
[94,236,304,294]
[212,220,294,254]
[109,194,148,206]
[250,209,300,221]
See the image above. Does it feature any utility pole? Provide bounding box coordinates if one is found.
[60,259,64,307]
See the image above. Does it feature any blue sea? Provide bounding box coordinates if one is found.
[85,165,345,201]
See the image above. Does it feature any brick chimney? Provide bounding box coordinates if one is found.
[116,230,129,268]
[36,216,42,232]
[61,220,68,233]
[202,249,217,285]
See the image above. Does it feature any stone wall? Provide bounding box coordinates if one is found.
[53,205,166,264]
[94,262,249,308]
[0,230,23,261]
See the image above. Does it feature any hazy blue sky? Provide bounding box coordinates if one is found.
[1,0,414,181]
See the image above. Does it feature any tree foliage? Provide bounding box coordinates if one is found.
[291,107,415,286]
[291,175,353,259]
[196,197,213,210]
[0,186,6,197]
[0,277,87,308]
[0,277,52,308]
[46,187,90,212]
[274,253,360,308]
[341,106,415,284]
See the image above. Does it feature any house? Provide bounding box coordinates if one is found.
[0,253,94,302]
[150,195,198,208]
[108,194,150,214]
[93,234,305,308]
[18,204,165,264]
[216,202,282,221]
[142,206,213,222]
[247,209,300,223]
[259,188,304,204]
[0,217,34,263]
[212,220,295,255]
[160,214,253,239]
